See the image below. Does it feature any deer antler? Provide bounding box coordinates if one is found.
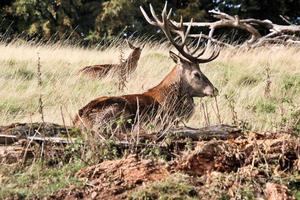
[140,2,219,64]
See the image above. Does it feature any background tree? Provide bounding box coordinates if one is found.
[215,0,300,24]
[0,0,299,45]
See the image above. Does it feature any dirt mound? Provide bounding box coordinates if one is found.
[50,156,169,199]
[176,132,299,175]
[1,124,298,199]
[50,132,299,199]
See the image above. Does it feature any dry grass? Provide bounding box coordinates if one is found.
[0,41,299,132]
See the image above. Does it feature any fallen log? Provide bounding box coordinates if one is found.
[0,122,242,145]
[0,122,77,137]
[0,134,75,145]
[166,124,242,141]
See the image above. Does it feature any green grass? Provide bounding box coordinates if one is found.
[282,73,300,91]
[129,173,198,200]
[0,42,299,131]
[237,74,261,87]
[255,99,277,114]
[0,160,85,199]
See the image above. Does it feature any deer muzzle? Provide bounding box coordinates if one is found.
[203,86,219,97]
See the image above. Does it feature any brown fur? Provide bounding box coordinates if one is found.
[75,3,220,133]
[78,45,142,79]
[78,64,118,78]
[74,65,194,132]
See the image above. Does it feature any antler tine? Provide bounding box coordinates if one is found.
[141,2,220,64]
[180,16,183,28]
[194,43,207,57]
[161,7,203,63]
[140,6,157,26]
[197,47,220,63]
[162,1,168,17]
[190,33,203,55]
[167,8,172,19]
[161,10,184,48]
[150,4,162,26]
[182,18,193,45]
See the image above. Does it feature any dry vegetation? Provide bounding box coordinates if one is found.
[0,40,299,131]
[0,40,300,199]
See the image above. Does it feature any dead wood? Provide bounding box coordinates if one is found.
[167,124,242,141]
[0,122,76,145]
[175,134,299,175]
[176,10,300,47]
[0,123,241,146]
[45,130,299,199]
[0,134,74,145]
[265,183,294,200]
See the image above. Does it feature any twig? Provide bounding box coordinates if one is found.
[37,52,45,123]
[279,15,294,25]
[60,106,72,143]
[201,102,209,126]
[264,66,272,98]
[118,43,127,91]
[214,97,222,124]
[225,95,238,125]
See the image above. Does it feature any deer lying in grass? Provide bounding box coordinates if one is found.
[78,40,143,79]
[74,3,219,133]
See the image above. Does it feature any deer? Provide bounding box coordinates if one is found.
[74,2,220,134]
[78,40,143,79]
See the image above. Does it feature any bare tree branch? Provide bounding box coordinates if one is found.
[175,10,300,48]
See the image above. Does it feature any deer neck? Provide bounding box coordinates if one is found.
[145,66,192,104]
[124,49,141,71]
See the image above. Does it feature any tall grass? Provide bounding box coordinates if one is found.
[0,40,299,132]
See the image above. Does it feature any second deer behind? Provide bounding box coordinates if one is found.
[78,40,143,79]
[74,3,220,134]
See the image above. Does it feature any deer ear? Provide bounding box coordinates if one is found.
[169,51,181,64]
[127,40,135,49]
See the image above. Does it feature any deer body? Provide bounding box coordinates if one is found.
[78,64,118,78]
[75,55,217,131]
[74,3,220,132]
[78,42,142,78]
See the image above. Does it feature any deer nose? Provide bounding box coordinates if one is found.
[203,86,218,97]
[213,88,219,96]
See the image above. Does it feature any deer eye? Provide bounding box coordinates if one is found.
[194,72,201,79]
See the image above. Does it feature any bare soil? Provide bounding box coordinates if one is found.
[50,132,299,199]
[1,123,299,199]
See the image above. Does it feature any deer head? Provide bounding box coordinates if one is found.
[140,3,219,97]
[127,40,143,54]
[126,39,143,61]
[127,40,141,50]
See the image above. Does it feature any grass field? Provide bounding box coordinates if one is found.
[0,40,300,199]
[0,40,299,132]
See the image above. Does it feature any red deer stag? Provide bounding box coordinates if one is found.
[74,3,219,133]
[78,40,143,79]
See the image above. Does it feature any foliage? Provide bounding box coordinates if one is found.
[1,0,299,44]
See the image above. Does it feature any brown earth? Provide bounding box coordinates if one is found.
[49,132,299,200]
[49,155,169,200]
[1,123,299,199]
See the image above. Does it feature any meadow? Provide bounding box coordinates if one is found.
[1,40,300,199]
[0,40,299,132]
